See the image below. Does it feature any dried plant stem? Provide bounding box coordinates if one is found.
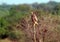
[33,24,36,42]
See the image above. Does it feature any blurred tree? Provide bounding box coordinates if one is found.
[53,4,60,15]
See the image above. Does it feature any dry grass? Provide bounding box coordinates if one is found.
[0,38,11,42]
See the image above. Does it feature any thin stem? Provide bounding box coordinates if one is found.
[33,24,36,42]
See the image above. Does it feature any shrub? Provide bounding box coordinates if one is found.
[0,27,9,39]
[9,30,25,40]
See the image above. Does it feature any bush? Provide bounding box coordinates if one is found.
[0,18,10,39]
[9,30,25,40]
[0,27,9,39]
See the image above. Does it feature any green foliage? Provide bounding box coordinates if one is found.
[0,27,8,36]
[0,17,10,39]
[0,10,9,18]
[17,4,31,12]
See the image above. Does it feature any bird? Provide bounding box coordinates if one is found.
[31,11,38,26]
